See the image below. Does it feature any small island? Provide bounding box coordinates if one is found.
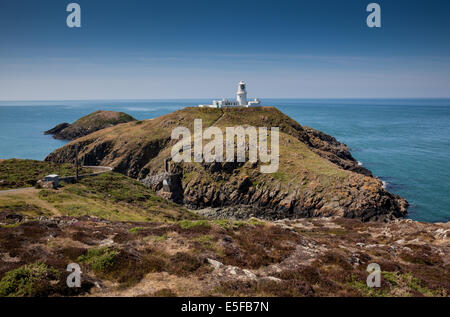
[44,110,136,140]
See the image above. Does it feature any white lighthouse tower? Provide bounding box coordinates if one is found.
[237,81,248,106]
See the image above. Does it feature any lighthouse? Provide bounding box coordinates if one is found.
[237,81,248,106]
[198,81,262,108]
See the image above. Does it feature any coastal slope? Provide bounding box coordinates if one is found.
[45,107,408,221]
[45,110,136,140]
[0,171,447,297]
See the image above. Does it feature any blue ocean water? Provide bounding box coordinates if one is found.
[0,99,449,223]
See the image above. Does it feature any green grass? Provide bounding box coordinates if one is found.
[152,233,168,241]
[72,110,135,128]
[0,201,50,217]
[178,219,211,229]
[0,262,60,297]
[78,247,119,273]
[0,172,197,223]
[400,273,437,296]
[214,219,232,229]
[382,271,399,286]
[38,190,77,203]
[1,222,22,228]
[78,173,153,203]
[195,235,215,249]
[129,227,145,234]
[33,172,198,222]
[213,219,247,230]
[348,271,440,297]
[247,218,265,226]
[348,279,389,297]
[182,172,197,183]
[380,271,437,296]
[0,159,91,190]
[271,172,288,182]
[56,204,115,219]
[143,234,168,242]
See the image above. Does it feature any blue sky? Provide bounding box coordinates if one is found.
[0,0,449,100]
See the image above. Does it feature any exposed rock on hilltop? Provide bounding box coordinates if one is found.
[45,107,408,221]
[44,110,136,140]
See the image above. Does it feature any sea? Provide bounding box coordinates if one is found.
[0,99,449,223]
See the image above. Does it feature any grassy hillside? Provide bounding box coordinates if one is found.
[0,159,91,190]
[74,110,135,127]
[0,172,197,222]
[45,110,136,140]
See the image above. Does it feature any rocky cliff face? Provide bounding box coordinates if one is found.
[45,107,408,221]
[44,110,136,140]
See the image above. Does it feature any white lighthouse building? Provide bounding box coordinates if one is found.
[199,81,262,108]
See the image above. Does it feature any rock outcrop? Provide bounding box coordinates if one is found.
[45,110,136,140]
[45,107,408,221]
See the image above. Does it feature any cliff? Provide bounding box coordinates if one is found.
[44,110,136,140]
[45,107,408,221]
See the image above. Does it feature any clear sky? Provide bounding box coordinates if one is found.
[1,0,449,100]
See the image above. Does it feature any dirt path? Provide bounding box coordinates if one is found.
[211,109,225,127]
[0,187,36,196]
[84,166,113,173]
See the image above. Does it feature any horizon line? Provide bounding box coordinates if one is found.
[1,97,450,103]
